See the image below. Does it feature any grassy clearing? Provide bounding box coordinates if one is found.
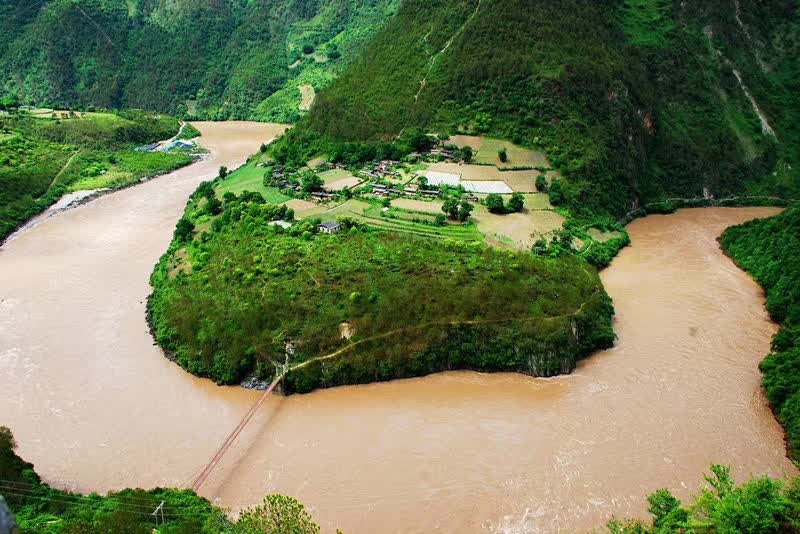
[472,203,565,250]
[446,135,550,169]
[67,151,191,192]
[391,198,444,213]
[215,161,290,203]
[298,84,316,111]
[587,228,624,243]
[317,168,353,183]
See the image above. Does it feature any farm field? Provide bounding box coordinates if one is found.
[391,198,444,214]
[326,176,361,190]
[472,201,565,250]
[215,161,290,203]
[424,162,542,192]
[448,135,550,169]
[318,168,354,183]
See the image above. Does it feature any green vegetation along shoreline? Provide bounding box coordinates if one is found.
[147,165,615,391]
[720,207,800,460]
[0,109,194,243]
[0,426,327,533]
[6,421,800,534]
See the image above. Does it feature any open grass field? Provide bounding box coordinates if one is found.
[306,156,328,168]
[326,176,362,190]
[587,228,624,242]
[215,161,290,203]
[448,135,551,169]
[283,198,317,215]
[308,198,482,241]
[318,168,354,183]
[391,198,444,214]
[472,203,565,250]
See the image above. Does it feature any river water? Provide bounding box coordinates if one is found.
[0,123,795,532]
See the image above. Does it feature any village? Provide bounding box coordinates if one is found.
[204,134,594,251]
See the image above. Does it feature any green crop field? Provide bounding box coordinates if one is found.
[215,161,290,203]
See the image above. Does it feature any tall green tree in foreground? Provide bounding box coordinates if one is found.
[229,495,320,534]
[608,464,800,533]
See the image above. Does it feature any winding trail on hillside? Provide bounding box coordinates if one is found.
[414,0,482,102]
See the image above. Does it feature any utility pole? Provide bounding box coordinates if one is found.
[152,501,165,526]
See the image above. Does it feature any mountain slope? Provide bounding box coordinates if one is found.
[0,0,398,121]
[290,0,799,216]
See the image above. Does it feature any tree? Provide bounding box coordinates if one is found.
[382,197,391,208]
[0,95,18,110]
[434,213,446,226]
[442,198,460,219]
[230,495,320,534]
[485,193,505,213]
[0,427,16,452]
[303,43,315,55]
[498,148,508,163]
[647,489,686,529]
[301,173,324,193]
[206,195,222,215]
[173,217,195,242]
[548,178,564,205]
[536,174,547,192]
[460,146,473,163]
[218,166,229,180]
[457,201,473,222]
[508,192,524,212]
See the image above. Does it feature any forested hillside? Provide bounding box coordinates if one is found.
[0,109,190,242]
[279,0,799,217]
[0,0,397,122]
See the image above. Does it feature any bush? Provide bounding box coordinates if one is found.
[485,193,505,213]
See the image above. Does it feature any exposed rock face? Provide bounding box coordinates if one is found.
[0,496,19,534]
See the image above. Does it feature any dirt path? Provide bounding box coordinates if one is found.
[288,288,599,372]
[415,0,482,101]
[43,150,80,193]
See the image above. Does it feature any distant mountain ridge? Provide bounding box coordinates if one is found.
[292,0,799,216]
[0,0,398,121]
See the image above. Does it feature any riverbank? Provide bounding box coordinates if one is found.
[1,130,794,532]
[720,207,800,461]
[0,110,192,244]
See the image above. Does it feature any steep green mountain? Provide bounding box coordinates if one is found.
[278,0,799,217]
[0,0,398,122]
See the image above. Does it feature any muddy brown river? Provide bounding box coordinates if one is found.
[0,122,795,532]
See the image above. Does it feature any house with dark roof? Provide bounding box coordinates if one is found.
[318,221,341,234]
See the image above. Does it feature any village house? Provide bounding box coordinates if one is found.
[420,189,443,197]
[318,221,341,234]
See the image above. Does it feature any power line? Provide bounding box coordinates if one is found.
[0,482,209,517]
[0,0,49,25]
[68,0,115,49]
